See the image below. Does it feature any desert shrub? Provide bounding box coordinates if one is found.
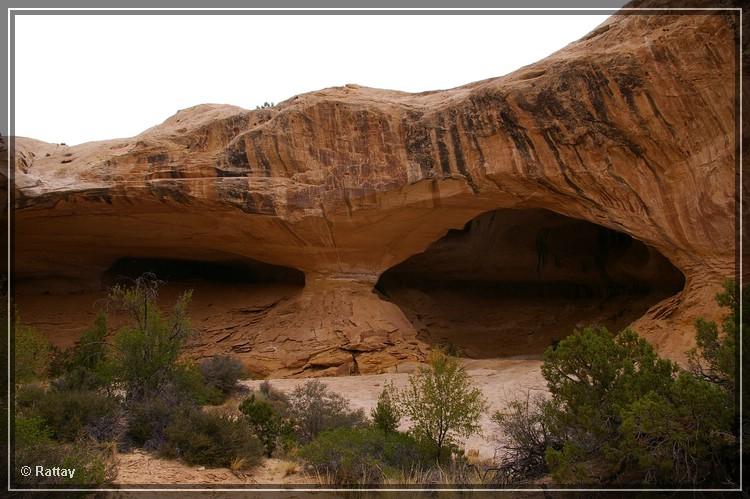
[200,355,245,394]
[125,370,223,449]
[299,427,428,485]
[398,349,487,463]
[15,416,52,447]
[259,380,290,410]
[53,366,108,393]
[108,274,192,399]
[15,440,115,487]
[14,319,51,384]
[172,362,223,405]
[371,380,400,433]
[239,392,293,457]
[240,394,276,456]
[27,388,120,442]
[14,415,116,486]
[492,391,556,483]
[126,394,182,450]
[15,383,47,414]
[286,379,366,444]
[53,313,116,391]
[162,408,263,469]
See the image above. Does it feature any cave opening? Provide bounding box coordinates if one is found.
[376,209,685,359]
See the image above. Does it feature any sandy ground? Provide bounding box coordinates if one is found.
[113,358,546,487]
[116,452,313,486]
[241,358,546,461]
[116,359,545,485]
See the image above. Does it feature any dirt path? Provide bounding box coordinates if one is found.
[116,451,312,486]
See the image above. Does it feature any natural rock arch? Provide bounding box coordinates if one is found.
[12,7,736,376]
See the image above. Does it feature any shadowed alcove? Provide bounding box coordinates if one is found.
[376,209,685,359]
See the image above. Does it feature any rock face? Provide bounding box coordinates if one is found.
[12,8,737,376]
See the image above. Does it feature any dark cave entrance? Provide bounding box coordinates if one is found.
[102,257,305,287]
[376,209,685,359]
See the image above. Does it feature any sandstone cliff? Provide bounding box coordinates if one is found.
[12,8,737,376]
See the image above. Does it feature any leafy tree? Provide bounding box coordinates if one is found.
[398,349,487,463]
[67,313,109,372]
[371,380,400,433]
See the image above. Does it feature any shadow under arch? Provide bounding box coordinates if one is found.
[375,208,685,359]
[102,256,305,287]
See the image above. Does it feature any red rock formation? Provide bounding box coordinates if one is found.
[12,8,737,376]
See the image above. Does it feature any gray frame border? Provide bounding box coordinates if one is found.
[3,3,743,494]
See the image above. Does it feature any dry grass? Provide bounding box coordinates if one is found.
[276,460,299,477]
[308,461,512,489]
[229,456,248,472]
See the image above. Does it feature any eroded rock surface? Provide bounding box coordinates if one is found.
[12,8,737,376]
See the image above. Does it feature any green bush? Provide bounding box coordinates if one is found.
[125,390,186,450]
[300,427,428,484]
[173,362,224,405]
[162,408,263,469]
[15,383,47,414]
[200,355,245,394]
[371,381,400,433]
[287,379,366,444]
[616,371,734,484]
[688,280,737,393]
[239,392,293,457]
[28,389,120,442]
[14,416,52,447]
[53,313,116,391]
[109,275,193,399]
[259,380,290,411]
[541,327,689,484]
[14,319,51,384]
[14,415,115,486]
[15,441,114,486]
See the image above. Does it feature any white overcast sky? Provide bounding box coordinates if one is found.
[15,14,611,146]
